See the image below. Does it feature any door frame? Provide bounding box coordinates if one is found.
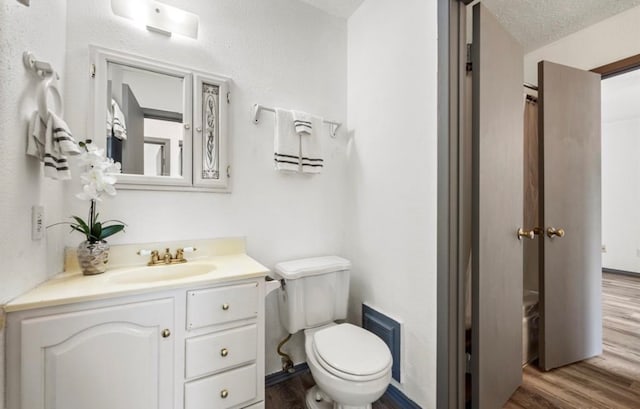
[437,1,470,408]
[592,53,640,78]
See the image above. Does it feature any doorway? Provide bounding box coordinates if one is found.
[436,2,640,409]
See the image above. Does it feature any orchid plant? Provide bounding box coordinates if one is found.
[61,140,125,243]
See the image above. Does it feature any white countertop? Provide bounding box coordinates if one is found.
[4,238,269,313]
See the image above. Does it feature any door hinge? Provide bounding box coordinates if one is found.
[90,63,96,78]
[226,92,231,104]
[466,43,473,72]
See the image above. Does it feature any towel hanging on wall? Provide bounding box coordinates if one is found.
[274,108,301,172]
[26,72,80,180]
[295,111,323,174]
[273,109,324,174]
[107,99,128,140]
[27,110,81,180]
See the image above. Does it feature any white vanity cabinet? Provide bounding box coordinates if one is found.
[5,277,266,409]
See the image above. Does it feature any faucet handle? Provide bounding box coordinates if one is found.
[137,249,152,256]
[183,247,197,253]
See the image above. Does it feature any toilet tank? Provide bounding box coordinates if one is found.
[274,256,351,334]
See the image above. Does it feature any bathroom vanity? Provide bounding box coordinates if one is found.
[3,238,268,409]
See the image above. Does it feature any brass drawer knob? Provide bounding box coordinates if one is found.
[161,329,171,338]
[222,303,230,311]
[220,389,229,399]
[220,348,229,357]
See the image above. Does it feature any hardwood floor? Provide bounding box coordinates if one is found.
[505,273,640,408]
[265,369,400,409]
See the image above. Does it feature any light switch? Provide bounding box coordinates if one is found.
[32,205,44,241]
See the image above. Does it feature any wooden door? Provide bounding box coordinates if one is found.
[539,60,602,370]
[471,4,524,408]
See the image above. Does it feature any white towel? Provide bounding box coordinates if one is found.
[300,114,324,174]
[292,111,313,135]
[274,108,300,172]
[27,110,80,180]
[107,99,127,140]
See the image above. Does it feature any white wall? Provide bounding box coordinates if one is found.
[346,0,438,407]
[0,0,69,405]
[65,0,349,378]
[602,118,640,273]
[524,4,640,85]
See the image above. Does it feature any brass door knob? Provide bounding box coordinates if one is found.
[220,348,229,357]
[547,227,565,238]
[220,389,229,399]
[161,329,171,338]
[517,228,535,240]
[222,303,230,311]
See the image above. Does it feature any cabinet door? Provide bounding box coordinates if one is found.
[20,298,174,409]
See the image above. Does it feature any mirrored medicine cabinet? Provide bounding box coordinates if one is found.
[90,46,230,192]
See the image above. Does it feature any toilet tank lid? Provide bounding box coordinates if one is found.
[274,256,351,280]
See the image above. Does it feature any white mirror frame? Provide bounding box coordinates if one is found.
[89,46,231,192]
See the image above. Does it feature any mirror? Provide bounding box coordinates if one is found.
[106,62,185,177]
[91,46,230,192]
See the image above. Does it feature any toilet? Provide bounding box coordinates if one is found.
[274,256,392,409]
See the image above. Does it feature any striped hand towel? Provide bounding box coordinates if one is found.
[292,111,313,135]
[106,99,128,140]
[301,114,324,174]
[274,108,300,172]
[27,110,80,180]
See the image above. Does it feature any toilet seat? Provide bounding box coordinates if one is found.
[311,323,392,382]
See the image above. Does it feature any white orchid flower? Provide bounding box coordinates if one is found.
[75,141,121,201]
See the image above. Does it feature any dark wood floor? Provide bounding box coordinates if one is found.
[265,369,399,409]
[505,273,640,408]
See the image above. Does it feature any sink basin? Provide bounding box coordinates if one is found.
[109,262,216,284]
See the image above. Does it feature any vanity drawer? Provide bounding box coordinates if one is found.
[185,324,257,379]
[187,283,258,329]
[184,363,257,409]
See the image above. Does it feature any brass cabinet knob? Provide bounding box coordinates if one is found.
[220,348,229,357]
[547,227,566,238]
[161,329,171,338]
[222,303,230,311]
[220,389,229,399]
[517,228,535,240]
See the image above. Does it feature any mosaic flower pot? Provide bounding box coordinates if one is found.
[77,240,110,276]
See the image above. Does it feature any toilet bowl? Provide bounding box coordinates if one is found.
[304,323,392,409]
[273,256,393,409]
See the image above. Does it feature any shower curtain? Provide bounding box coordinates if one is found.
[523,97,539,293]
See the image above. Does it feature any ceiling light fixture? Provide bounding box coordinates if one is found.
[111,0,199,39]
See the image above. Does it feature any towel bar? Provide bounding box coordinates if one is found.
[252,104,341,138]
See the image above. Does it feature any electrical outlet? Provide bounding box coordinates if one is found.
[601,245,607,253]
[32,205,44,241]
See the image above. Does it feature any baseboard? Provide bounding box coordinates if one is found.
[603,268,640,278]
[264,362,310,388]
[265,363,421,408]
[384,384,422,409]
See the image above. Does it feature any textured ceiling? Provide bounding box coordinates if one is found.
[482,0,640,52]
[296,0,364,18]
